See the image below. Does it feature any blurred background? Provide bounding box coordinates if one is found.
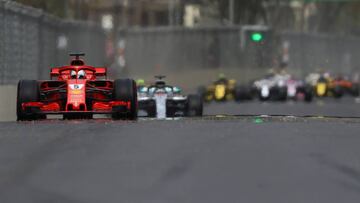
[1,0,360,120]
[1,0,360,83]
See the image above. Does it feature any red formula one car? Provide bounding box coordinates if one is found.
[17,53,137,121]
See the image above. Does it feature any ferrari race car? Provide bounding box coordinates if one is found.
[138,76,203,118]
[17,53,138,121]
[329,75,359,97]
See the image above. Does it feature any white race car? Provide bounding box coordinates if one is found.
[138,76,203,118]
[251,74,313,102]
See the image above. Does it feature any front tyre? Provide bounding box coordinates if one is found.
[350,84,359,97]
[186,95,203,117]
[332,85,343,99]
[303,85,314,102]
[277,86,288,101]
[146,101,157,117]
[234,85,252,102]
[17,80,41,121]
[112,79,138,120]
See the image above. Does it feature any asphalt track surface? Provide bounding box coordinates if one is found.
[1,98,360,203]
[205,97,360,117]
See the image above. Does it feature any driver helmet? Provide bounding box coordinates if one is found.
[228,79,236,85]
[323,72,331,80]
[173,86,181,94]
[218,73,226,79]
[267,68,275,75]
[78,70,86,79]
[155,80,166,88]
[136,79,145,87]
[70,70,77,79]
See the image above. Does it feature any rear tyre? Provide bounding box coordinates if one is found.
[147,110,156,117]
[17,80,41,121]
[304,85,314,102]
[197,86,207,100]
[277,87,288,101]
[112,79,138,120]
[147,102,157,117]
[332,85,343,98]
[234,85,252,102]
[166,108,176,118]
[186,95,203,117]
[351,84,359,97]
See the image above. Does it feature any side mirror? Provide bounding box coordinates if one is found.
[50,68,60,79]
[95,67,107,77]
[139,87,148,93]
[173,87,181,94]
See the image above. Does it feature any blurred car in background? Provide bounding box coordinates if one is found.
[198,74,238,102]
[316,74,343,98]
[306,72,359,98]
[138,76,203,118]
[251,74,288,101]
[238,73,313,102]
[200,72,314,103]
[331,75,359,97]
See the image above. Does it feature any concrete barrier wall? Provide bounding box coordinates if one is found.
[0,1,106,85]
[0,86,16,121]
[133,68,264,92]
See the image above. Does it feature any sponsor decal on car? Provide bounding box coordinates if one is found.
[69,84,84,94]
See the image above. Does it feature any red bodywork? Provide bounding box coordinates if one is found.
[22,59,131,115]
[331,79,354,89]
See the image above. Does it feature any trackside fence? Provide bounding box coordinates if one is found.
[1,0,360,85]
[0,0,106,85]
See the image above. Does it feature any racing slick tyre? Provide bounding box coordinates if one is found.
[197,86,207,101]
[234,85,252,102]
[186,95,203,117]
[166,108,176,118]
[147,102,157,117]
[258,93,270,101]
[304,85,314,102]
[147,109,156,117]
[332,85,343,99]
[350,84,359,97]
[17,80,42,121]
[112,79,138,120]
[277,87,288,101]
